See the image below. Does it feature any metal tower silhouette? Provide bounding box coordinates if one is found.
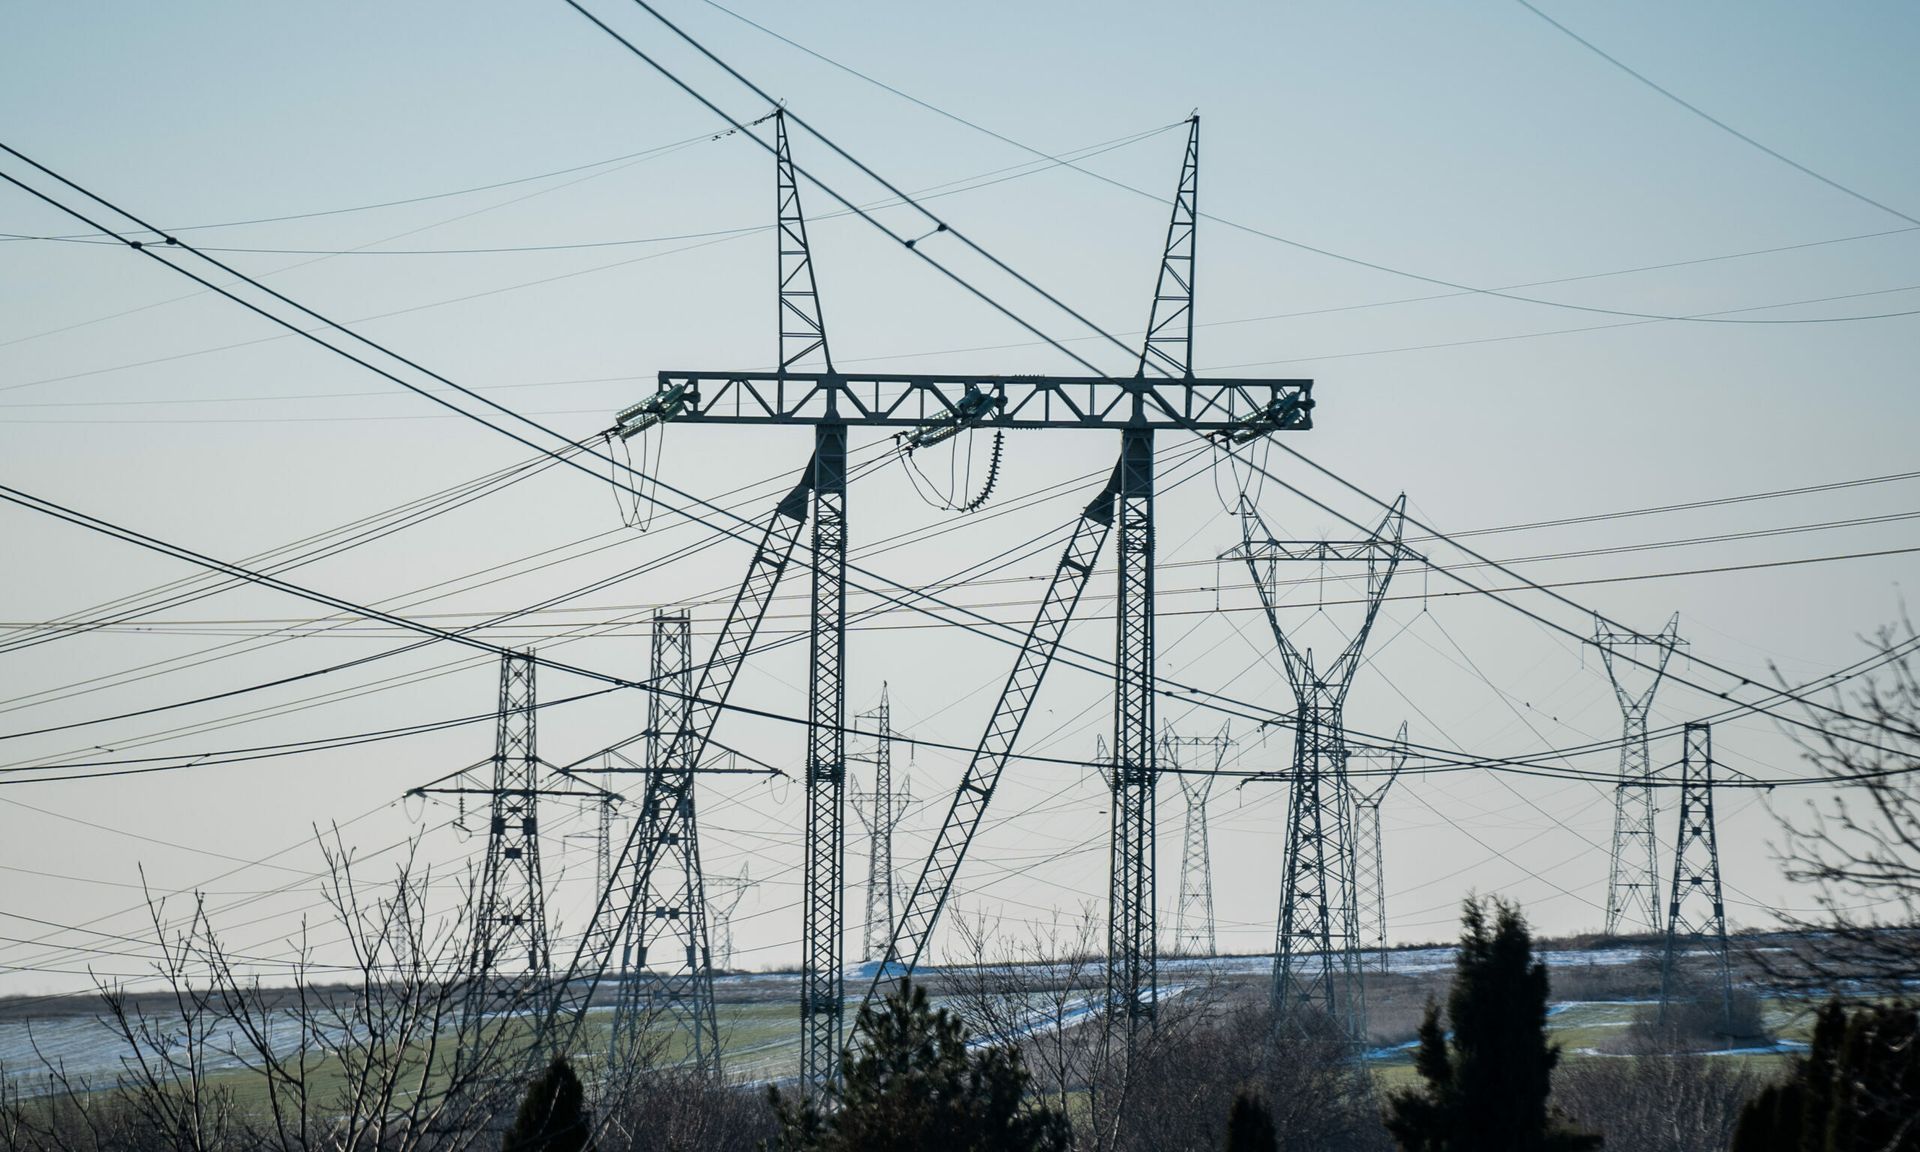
[1659,722,1732,1034]
[1108,113,1200,1045]
[1349,723,1408,974]
[610,611,720,1074]
[1597,613,1685,936]
[710,865,758,971]
[852,685,908,963]
[1231,496,1405,1041]
[1165,727,1231,957]
[462,652,550,1035]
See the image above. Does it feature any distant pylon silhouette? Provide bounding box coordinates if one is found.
[1659,722,1732,1036]
[462,652,550,1039]
[1596,613,1685,935]
[1349,722,1408,974]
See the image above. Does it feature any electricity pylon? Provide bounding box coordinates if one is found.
[610,611,720,1075]
[852,685,909,963]
[1597,613,1685,936]
[1349,723,1408,974]
[462,652,550,1038]
[608,109,1317,1088]
[1165,727,1232,957]
[1660,722,1732,1035]
[1229,496,1405,1043]
[710,865,759,971]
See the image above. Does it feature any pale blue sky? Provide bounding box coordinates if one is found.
[0,1,1916,995]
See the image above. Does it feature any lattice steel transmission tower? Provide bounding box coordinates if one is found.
[1108,113,1200,1045]
[1349,722,1408,974]
[852,685,908,963]
[1597,613,1685,936]
[1230,496,1405,1041]
[1660,722,1732,1034]
[462,652,550,1035]
[595,111,1316,1089]
[710,865,758,971]
[1165,728,1231,957]
[609,612,721,1074]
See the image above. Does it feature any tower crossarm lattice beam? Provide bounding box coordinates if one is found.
[852,463,1121,1029]
[616,372,1311,434]
[538,469,813,1059]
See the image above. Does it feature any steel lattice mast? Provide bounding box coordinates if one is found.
[613,111,1315,1085]
[462,652,550,1038]
[609,612,720,1073]
[1231,497,1405,1042]
[1597,612,1685,936]
[1659,722,1732,1034]
[1349,722,1408,974]
[537,473,812,1062]
[778,106,852,1091]
[852,685,906,963]
[1165,727,1230,957]
[1108,112,1200,1043]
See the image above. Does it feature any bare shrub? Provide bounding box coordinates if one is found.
[1765,623,1920,998]
[592,1069,773,1152]
[1555,1052,1764,1152]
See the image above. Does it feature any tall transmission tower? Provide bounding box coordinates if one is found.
[1660,722,1732,1035]
[1349,722,1408,974]
[1597,613,1685,936]
[1108,112,1201,1048]
[609,611,721,1074]
[710,865,759,971]
[1164,727,1231,957]
[601,111,1316,1088]
[462,652,550,1037]
[852,685,909,963]
[1230,496,1406,1042]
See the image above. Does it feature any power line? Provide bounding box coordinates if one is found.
[1510,0,1920,230]
[693,0,1920,326]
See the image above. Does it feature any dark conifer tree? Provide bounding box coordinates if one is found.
[502,1055,596,1152]
[1732,1000,1920,1152]
[1383,897,1599,1152]
[1225,1088,1279,1152]
[769,976,1070,1152]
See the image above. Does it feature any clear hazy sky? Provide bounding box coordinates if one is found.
[1,0,1916,996]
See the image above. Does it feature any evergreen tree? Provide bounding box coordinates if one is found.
[1731,1000,1920,1152]
[1225,1088,1279,1152]
[502,1055,595,1152]
[1383,897,1599,1152]
[769,976,1070,1152]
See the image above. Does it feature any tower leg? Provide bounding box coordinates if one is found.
[1108,427,1157,1049]
[801,423,849,1091]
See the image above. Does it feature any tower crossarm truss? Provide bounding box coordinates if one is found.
[539,469,813,1058]
[616,372,1310,434]
[853,464,1121,1028]
[1227,497,1406,1042]
[1596,613,1686,936]
[1660,722,1732,1032]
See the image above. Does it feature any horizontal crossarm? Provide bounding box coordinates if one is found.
[619,372,1312,432]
